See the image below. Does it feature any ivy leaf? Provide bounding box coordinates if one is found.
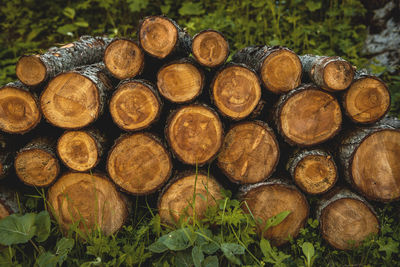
[305,1,322,12]
[159,228,195,251]
[179,2,205,16]
[192,246,204,267]
[126,0,149,12]
[63,7,75,19]
[0,213,37,246]
[35,211,51,242]
[220,243,245,265]
[203,255,219,267]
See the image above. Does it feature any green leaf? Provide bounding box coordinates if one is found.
[148,240,168,253]
[35,211,50,242]
[0,213,37,246]
[63,7,75,19]
[201,242,219,255]
[192,246,204,267]
[74,21,89,28]
[179,2,205,16]
[302,242,315,267]
[160,5,171,14]
[57,24,77,36]
[264,210,291,232]
[220,243,244,265]
[159,228,195,251]
[305,1,322,12]
[203,255,219,267]
[260,238,272,259]
[175,251,193,267]
[37,252,57,267]
[126,0,149,12]
[378,237,399,259]
[55,238,74,264]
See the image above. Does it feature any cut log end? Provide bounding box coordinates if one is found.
[192,31,229,67]
[158,173,223,225]
[110,81,161,131]
[41,72,100,129]
[0,86,40,134]
[107,133,172,195]
[321,198,379,250]
[279,86,342,146]
[345,77,390,124]
[218,121,279,184]
[16,55,47,86]
[15,149,59,187]
[352,130,400,201]
[139,17,178,59]
[166,105,223,165]
[47,172,129,236]
[157,62,203,103]
[213,65,261,120]
[104,39,144,80]
[261,50,302,94]
[321,60,354,91]
[0,201,11,219]
[57,131,99,172]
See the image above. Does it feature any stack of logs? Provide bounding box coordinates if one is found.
[0,15,398,250]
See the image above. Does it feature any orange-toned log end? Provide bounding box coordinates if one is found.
[47,172,129,236]
[0,86,40,134]
[0,201,10,220]
[261,50,302,94]
[16,55,47,86]
[57,131,99,172]
[166,105,223,165]
[294,155,337,194]
[218,121,279,184]
[107,133,172,195]
[344,77,390,124]
[104,39,144,80]
[41,73,100,129]
[15,149,60,187]
[321,198,379,250]
[192,31,229,67]
[110,81,161,131]
[279,87,342,146]
[139,17,178,59]
[212,65,261,120]
[241,183,309,246]
[322,60,354,91]
[352,130,400,201]
[158,173,224,225]
[157,62,203,103]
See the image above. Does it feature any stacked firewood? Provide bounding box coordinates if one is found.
[0,15,397,250]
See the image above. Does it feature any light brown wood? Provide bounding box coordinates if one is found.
[110,80,161,131]
[240,181,309,246]
[107,133,172,195]
[158,172,223,225]
[321,59,354,91]
[15,55,47,86]
[0,201,10,219]
[321,198,379,250]
[104,39,144,80]
[192,30,229,67]
[47,172,129,236]
[166,105,223,165]
[157,60,204,103]
[0,84,40,134]
[218,121,279,184]
[344,77,390,124]
[212,64,261,120]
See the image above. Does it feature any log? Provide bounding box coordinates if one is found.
[211,63,262,120]
[300,55,355,92]
[0,185,20,219]
[343,70,390,124]
[57,128,106,172]
[158,171,224,225]
[109,79,162,131]
[157,58,204,103]
[286,149,337,194]
[40,63,112,129]
[47,172,129,236]
[239,178,309,246]
[0,134,13,180]
[338,124,400,202]
[192,30,229,68]
[107,133,172,195]
[103,38,145,80]
[138,16,191,59]
[0,81,41,134]
[232,46,302,94]
[316,188,379,250]
[165,104,223,165]
[217,121,279,184]
[16,36,111,87]
[14,137,60,187]
[275,84,342,146]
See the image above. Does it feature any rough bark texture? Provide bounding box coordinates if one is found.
[316,188,379,250]
[287,149,337,195]
[16,36,111,87]
[0,81,41,134]
[41,63,112,129]
[192,30,229,68]
[338,124,400,202]
[0,135,13,180]
[138,16,191,59]
[0,185,20,219]
[239,178,309,246]
[232,45,302,94]
[14,136,60,187]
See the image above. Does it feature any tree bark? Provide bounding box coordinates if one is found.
[16,36,111,87]
[192,30,229,68]
[0,185,20,219]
